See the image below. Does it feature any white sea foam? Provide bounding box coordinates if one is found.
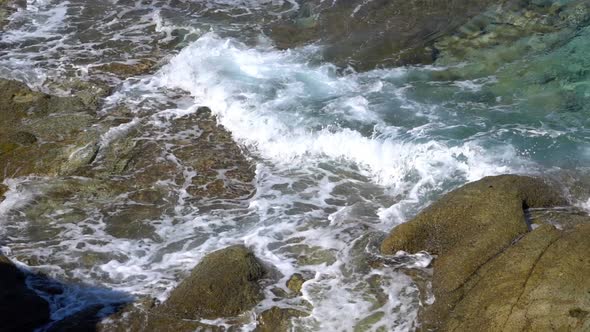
[155,33,524,191]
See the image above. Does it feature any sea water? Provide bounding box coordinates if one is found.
[1,0,589,331]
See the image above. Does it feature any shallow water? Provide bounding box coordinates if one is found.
[1,0,590,331]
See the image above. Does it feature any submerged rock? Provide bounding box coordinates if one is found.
[381,175,590,330]
[0,254,51,332]
[0,0,22,30]
[286,273,306,294]
[266,0,516,70]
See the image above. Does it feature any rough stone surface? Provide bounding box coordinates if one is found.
[0,0,23,29]
[97,297,230,332]
[0,254,51,332]
[98,246,267,331]
[93,59,157,78]
[381,175,566,292]
[381,175,590,331]
[160,245,266,320]
[286,273,306,294]
[443,223,590,331]
[254,306,308,332]
[0,79,100,181]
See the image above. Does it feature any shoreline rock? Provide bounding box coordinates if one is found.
[0,254,51,332]
[160,245,266,320]
[98,245,268,331]
[381,175,590,331]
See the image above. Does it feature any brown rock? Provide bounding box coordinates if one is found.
[286,273,306,294]
[442,223,590,331]
[93,59,157,78]
[380,175,590,331]
[254,307,308,332]
[158,245,266,320]
[381,175,566,294]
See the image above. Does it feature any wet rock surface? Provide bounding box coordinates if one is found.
[0,0,23,29]
[160,245,266,319]
[92,59,158,78]
[0,79,102,180]
[266,0,514,70]
[0,77,258,330]
[98,245,267,331]
[0,254,51,332]
[254,306,309,332]
[381,175,590,331]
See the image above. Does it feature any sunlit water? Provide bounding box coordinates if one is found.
[1,0,590,331]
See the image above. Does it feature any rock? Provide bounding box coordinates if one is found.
[254,307,308,332]
[158,245,266,320]
[0,183,7,202]
[381,175,566,293]
[279,243,337,266]
[380,175,590,331]
[98,246,267,331]
[0,79,100,181]
[94,107,255,201]
[93,59,157,78]
[173,107,255,200]
[266,0,515,70]
[0,254,51,332]
[0,0,23,30]
[97,297,227,332]
[9,131,37,145]
[424,0,590,115]
[443,223,590,331]
[286,273,306,294]
[103,205,162,240]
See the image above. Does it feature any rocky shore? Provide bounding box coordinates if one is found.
[382,175,590,331]
[0,77,262,330]
[1,0,590,330]
[4,172,588,331]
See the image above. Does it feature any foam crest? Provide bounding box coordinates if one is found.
[156,33,523,190]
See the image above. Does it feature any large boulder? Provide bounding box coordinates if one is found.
[266,0,517,70]
[444,223,590,331]
[380,175,590,330]
[160,245,266,319]
[98,245,267,331]
[0,254,51,332]
[381,175,566,292]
